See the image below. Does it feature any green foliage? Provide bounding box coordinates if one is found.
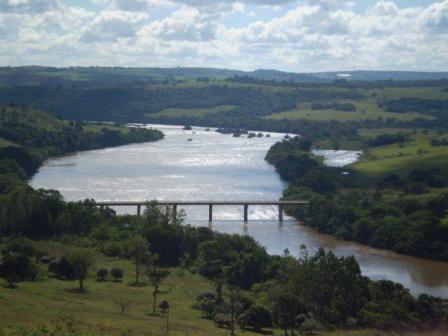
[0,252,38,286]
[110,267,124,282]
[239,304,273,331]
[96,268,108,281]
[67,250,94,290]
[48,256,76,280]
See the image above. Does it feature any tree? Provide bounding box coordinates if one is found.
[227,286,244,336]
[146,266,170,315]
[127,235,155,284]
[269,288,305,336]
[48,256,76,280]
[159,300,170,313]
[96,268,108,281]
[197,258,225,302]
[240,304,273,332]
[159,300,170,334]
[110,267,124,282]
[68,250,94,290]
[0,252,38,287]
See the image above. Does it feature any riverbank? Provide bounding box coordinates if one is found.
[0,105,164,183]
[266,136,448,262]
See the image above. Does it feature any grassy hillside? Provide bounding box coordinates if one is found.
[0,105,163,176]
[352,130,448,182]
[265,101,432,122]
[1,67,448,88]
[0,248,230,336]
[1,241,446,336]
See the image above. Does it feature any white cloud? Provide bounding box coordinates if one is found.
[0,0,60,13]
[0,0,447,71]
[80,10,147,43]
[420,0,448,32]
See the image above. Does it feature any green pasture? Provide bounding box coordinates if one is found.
[351,131,448,181]
[1,240,444,336]
[264,100,432,122]
[147,105,235,118]
[0,138,18,148]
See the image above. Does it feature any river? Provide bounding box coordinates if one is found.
[30,124,448,298]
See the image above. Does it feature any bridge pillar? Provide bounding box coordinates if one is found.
[278,204,283,221]
[173,204,177,221]
[208,204,213,222]
[244,204,248,222]
[137,205,141,216]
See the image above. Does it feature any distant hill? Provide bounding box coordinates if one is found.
[0,66,447,87]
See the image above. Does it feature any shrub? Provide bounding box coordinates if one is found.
[159,300,170,313]
[96,268,108,281]
[239,304,272,331]
[0,253,38,286]
[110,267,124,282]
[214,313,232,329]
[48,256,76,280]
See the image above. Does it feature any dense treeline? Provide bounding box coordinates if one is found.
[380,98,448,115]
[0,84,365,122]
[0,105,163,178]
[265,137,448,261]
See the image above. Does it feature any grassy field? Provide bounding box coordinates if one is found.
[351,130,448,181]
[147,105,235,118]
[0,246,231,336]
[382,87,448,100]
[1,242,445,336]
[0,138,18,148]
[0,106,69,132]
[265,101,433,122]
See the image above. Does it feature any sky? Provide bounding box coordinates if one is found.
[0,0,447,72]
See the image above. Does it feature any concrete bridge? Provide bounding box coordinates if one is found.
[94,200,309,222]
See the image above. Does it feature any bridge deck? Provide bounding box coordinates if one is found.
[94,200,308,206]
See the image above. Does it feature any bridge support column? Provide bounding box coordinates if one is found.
[137,205,141,216]
[278,204,283,222]
[244,204,248,222]
[208,204,213,222]
[172,204,177,221]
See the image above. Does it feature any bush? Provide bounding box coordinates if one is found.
[196,291,216,302]
[214,313,232,329]
[48,256,76,280]
[110,267,124,282]
[239,304,272,331]
[101,241,125,257]
[159,300,170,313]
[0,253,38,285]
[97,268,108,281]
[300,315,322,335]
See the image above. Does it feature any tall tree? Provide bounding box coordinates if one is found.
[146,266,170,315]
[68,250,94,290]
[127,235,155,284]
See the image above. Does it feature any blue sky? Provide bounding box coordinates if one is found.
[1,0,447,72]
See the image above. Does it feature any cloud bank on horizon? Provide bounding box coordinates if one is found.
[0,0,447,72]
